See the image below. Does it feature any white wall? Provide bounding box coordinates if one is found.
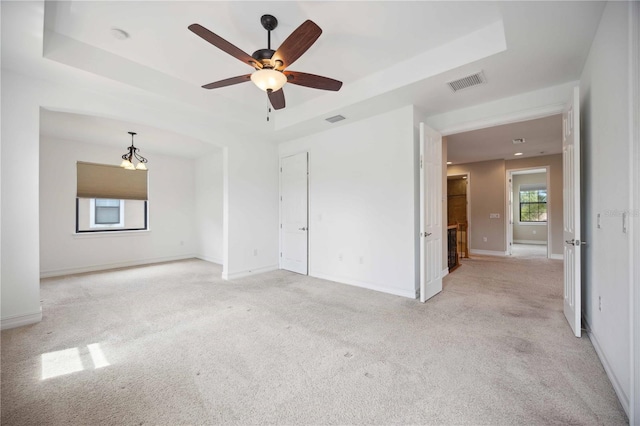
[222,140,279,279]
[39,136,198,276]
[279,105,417,298]
[195,150,223,264]
[1,70,42,327]
[580,1,633,414]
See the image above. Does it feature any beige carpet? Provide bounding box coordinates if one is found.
[1,256,627,425]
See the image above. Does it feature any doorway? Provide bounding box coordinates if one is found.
[446,174,469,264]
[507,167,550,259]
[279,152,309,275]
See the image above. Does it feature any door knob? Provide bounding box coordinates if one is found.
[565,239,575,245]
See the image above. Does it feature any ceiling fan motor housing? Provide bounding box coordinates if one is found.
[252,48,276,66]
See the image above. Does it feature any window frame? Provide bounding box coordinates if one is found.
[518,188,548,224]
[76,198,148,233]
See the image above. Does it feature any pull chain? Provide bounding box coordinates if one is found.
[266,97,272,122]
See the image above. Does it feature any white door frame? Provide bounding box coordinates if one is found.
[629,1,639,423]
[446,173,470,257]
[279,152,309,274]
[505,166,551,258]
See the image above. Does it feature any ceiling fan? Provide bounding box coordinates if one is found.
[188,14,342,111]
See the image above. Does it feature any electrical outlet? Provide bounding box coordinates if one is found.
[359,256,364,265]
[253,249,258,256]
[180,240,184,246]
[532,230,536,235]
[338,253,343,261]
[483,237,488,242]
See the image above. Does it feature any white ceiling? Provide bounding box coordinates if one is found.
[446,114,563,164]
[40,109,218,159]
[3,1,606,154]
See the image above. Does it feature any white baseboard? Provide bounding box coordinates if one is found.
[549,253,563,260]
[40,255,196,278]
[469,249,508,257]
[441,267,449,278]
[310,271,416,299]
[586,326,630,416]
[514,240,547,245]
[222,264,279,280]
[195,255,223,265]
[1,309,42,330]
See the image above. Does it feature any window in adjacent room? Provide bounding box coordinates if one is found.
[519,187,547,223]
[76,161,148,233]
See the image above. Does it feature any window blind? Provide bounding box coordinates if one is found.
[77,162,148,200]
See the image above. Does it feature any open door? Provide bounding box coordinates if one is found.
[280,152,308,275]
[563,86,582,337]
[507,174,514,256]
[420,123,443,302]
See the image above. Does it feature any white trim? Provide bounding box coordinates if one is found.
[73,229,150,239]
[311,272,416,299]
[441,267,449,278]
[438,103,564,136]
[195,255,223,265]
[222,264,279,280]
[587,328,630,416]
[446,172,471,259]
[513,240,547,245]
[549,254,563,260]
[40,254,195,278]
[469,249,508,257]
[278,152,309,275]
[629,1,640,423]
[506,166,551,260]
[1,309,42,330]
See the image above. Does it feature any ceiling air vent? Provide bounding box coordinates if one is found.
[447,71,486,93]
[325,114,346,123]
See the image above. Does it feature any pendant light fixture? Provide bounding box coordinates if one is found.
[120,131,148,170]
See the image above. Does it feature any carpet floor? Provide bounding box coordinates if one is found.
[1,256,628,425]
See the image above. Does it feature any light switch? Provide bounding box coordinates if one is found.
[490,213,500,219]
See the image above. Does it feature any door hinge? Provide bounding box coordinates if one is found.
[280,167,282,172]
[280,196,282,201]
[280,224,282,228]
[420,155,423,169]
[280,252,282,257]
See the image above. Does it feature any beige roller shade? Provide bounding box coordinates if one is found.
[77,162,148,200]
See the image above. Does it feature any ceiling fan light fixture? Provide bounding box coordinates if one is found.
[251,68,287,92]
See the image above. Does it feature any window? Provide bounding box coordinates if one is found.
[77,198,147,232]
[93,199,122,225]
[76,162,148,233]
[519,189,547,222]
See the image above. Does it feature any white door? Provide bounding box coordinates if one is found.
[507,174,514,256]
[563,86,582,337]
[280,152,308,274]
[420,122,443,303]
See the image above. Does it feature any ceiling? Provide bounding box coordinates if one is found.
[446,114,563,164]
[40,109,217,159]
[3,1,605,155]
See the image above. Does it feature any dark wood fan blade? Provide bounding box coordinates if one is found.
[202,74,252,89]
[284,71,342,91]
[271,20,322,70]
[188,24,261,69]
[268,89,285,110]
